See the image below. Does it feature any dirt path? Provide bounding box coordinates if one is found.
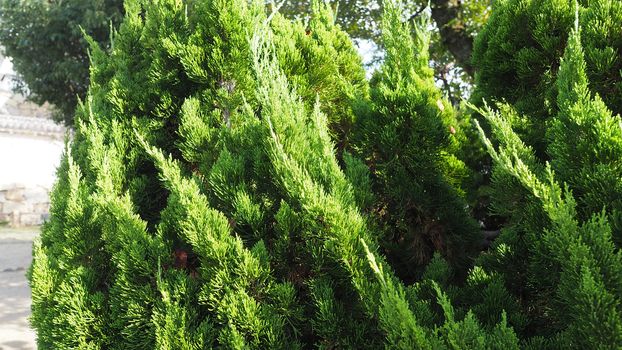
[0,228,37,350]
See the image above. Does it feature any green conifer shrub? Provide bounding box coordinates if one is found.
[472,100,622,347]
[547,13,622,245]
[29,0,523,347]
[351,2,481,281]
[29,0,622,348]
[471,0,622,157]
[28,0,366,347]
[467,13,622,347]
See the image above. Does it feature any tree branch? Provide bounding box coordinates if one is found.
[407,6,426,22]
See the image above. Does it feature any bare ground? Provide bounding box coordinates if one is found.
[0,228,37,350]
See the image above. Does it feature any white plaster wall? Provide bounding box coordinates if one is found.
[0,134,63,189]
[0,52,63,226]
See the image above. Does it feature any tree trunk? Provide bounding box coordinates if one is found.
[429,0,475,77]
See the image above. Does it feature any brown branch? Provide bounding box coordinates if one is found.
[407,6,427,22]
[438,63,457,105]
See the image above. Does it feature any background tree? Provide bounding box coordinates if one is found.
[0,0,124,125]
[351,2,481,281]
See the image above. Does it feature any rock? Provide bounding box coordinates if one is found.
[32,203,50,214]
[0,183,51,227]
[1,201,30,215]
[7,211,20,227]
[0,182,23,191]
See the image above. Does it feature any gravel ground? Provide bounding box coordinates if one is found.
[0,228,38,350]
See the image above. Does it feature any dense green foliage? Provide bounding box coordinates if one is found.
[29,0,622,348]
[466,8,622,346]
[280,0,491,103]
[351,9,480,281]
[0,0,488,126]
[471,0,622,157]
[0,0,124,124]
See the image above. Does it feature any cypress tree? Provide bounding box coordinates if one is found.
[31,0,622,347]
[471,0,622,157]
[474,102,622,347]
[29,148,109,349]
[30,0,525,347]
[468,8,622,345]
[271,1,369,148]
[28,0,365,347]
[252,29,517,346]
[352,0,480,281]
[547,12,622,245]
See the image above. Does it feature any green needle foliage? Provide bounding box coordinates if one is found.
[471,0,622,158]
[548,15,622,245]
[29,0,622,348]
[473,101,622,347]
[29,0,366,347]
[352,0,480,281]
[465,7,622,346]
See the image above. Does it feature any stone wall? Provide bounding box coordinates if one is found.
[0,184,50,227]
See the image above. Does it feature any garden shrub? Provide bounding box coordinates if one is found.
[29,0,622,348]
